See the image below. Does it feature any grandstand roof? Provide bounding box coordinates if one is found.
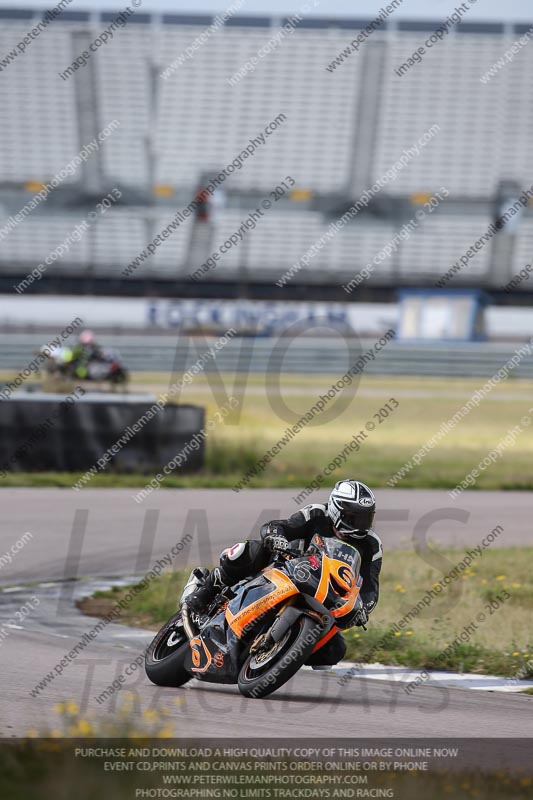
[0,0,530,24]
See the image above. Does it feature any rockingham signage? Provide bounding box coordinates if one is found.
[0,295,378,334]
[1,294,532,338]
[147,299,353,334]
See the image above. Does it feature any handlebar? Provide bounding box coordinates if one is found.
[272,546,306,560]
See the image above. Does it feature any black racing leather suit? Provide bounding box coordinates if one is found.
[217,503,383,666]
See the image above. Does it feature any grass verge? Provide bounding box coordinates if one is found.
[2,373,533,489]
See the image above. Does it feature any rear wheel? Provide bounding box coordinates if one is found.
[238,613,323,699]
[145,612,191,687]
[111,368,128,385]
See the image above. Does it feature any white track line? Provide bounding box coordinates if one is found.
[328,662,533,693]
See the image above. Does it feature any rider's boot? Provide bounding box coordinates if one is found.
[185,568,225,614]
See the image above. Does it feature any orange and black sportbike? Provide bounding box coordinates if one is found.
[145,534,364,698]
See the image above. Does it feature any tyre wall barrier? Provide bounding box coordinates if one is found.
[0,392,204,473]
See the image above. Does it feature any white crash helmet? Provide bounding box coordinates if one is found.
[327,479,376,540]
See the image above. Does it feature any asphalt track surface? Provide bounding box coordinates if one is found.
[1,488,533,754]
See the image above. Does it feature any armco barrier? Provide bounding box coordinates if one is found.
[0,393,204,473]
[1,334,533,378]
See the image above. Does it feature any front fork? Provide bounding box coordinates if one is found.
[179,568,209,639]
[180,602,198,641]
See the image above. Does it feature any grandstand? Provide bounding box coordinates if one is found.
[0,9,532,298]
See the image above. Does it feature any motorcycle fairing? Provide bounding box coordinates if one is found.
[284,538,362,620]
[224,568,298,637]
[183,570,299,684]
[182,603,239,684]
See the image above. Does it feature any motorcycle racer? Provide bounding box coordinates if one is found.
[70,330,104,378]
[185,479,382,667]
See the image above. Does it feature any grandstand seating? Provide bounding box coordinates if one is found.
[2,14,528,198]
[502,42,533,190]
[2,215,90,272]
[375,34,508,198]
[512,226,533,287]
[0,11,531,289]
[156,25,363,195]
[1,208,495,285]
[90,23,533,199]
[95,28,153,189]
[398,215,492,280]
[0,25,79,183]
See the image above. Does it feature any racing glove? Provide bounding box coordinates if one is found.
[262,532,290,553]
[353,605,369,628]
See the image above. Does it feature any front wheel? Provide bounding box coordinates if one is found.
[238,613,323,699]
[145,612,191,687]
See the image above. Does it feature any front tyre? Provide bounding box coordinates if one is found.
[145,612,191,687]
[238,614,323,699]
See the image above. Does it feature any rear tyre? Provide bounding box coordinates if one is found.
[145,612,191,687]
[238,614,323,699]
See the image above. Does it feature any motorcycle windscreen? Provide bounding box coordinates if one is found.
[320,537,362,578]
[287,536,362,620]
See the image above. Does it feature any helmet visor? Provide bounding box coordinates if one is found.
[337,507,375,533]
